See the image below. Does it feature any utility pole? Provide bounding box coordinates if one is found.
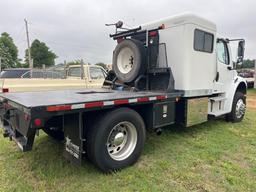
[24,19,33,77]
[0,57,2,72]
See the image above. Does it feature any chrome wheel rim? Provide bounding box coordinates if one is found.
[107,121,137,161]
[117,47,134,74]
[235,99,246,119]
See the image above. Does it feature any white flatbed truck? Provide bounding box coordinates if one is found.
[0,13,247,172]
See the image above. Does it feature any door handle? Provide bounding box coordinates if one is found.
[227,66,232,70]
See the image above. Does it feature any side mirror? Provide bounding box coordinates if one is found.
[237,40,245,65]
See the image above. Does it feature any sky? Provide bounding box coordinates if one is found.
[0,0,255,64]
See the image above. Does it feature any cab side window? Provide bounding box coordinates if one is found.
[194,29,214,53]
[22,71,43,78]
[89,67,105,79]
[68,67,81,77]
[217,41,230,65]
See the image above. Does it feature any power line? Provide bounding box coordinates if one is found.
[29,25,111,51]
[28,30,111,56]
[14,24,25,44]
[20,21,114,64]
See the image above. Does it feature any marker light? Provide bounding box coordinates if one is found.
[34,118,42,127]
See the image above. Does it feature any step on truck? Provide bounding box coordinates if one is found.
[0,13,247,172]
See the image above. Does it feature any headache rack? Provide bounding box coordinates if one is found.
[110,25,165,42]
[110,26,142,40]
[108,24,175,93]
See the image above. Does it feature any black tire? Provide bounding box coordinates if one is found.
[42,127,64,141]
[112,39,146,83]
[226,92,246,122]
[87,107,146,172]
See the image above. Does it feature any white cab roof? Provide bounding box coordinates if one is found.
[141,13,217,31]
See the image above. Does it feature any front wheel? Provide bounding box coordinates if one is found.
[226,92,246,122]
[87,108,146,172]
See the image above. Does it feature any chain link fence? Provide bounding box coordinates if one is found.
[0,64,67,79]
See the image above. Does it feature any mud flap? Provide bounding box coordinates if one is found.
[63,113,85,165]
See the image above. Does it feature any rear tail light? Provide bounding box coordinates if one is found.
[2,88,9,93]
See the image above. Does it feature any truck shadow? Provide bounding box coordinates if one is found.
[25,118,227,175]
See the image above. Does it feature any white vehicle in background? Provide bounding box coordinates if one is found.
[0,64,107,93]
[237,69,255,88]
[0,13,247,172]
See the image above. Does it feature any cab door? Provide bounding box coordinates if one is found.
[66,66,88,89]
[214,39,236,93]
[87,66,106,88]
[67,67,83,80]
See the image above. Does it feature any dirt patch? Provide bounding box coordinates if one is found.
[246,92,256,109]
[247,99,256,109]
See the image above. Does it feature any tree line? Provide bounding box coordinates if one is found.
[0,32,109,70]
[0,32,57,69]
[239,59,255,69]
[1,31,253,70]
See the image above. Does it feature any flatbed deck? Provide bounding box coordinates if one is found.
[0,88,182,109]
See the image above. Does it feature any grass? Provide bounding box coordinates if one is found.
[0,91,256,192]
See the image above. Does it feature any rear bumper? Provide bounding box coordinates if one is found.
[0,101,36,152]
[3,119,35,152]
[1,119,36,152]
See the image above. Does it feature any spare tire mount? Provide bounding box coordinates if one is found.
[113,39,146,83]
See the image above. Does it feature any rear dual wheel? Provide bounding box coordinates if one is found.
[86,108,146,172]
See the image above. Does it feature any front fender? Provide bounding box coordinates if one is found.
[225,76,247,113]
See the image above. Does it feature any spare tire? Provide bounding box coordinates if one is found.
[113,39,146,83]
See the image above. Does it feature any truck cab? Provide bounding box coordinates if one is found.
[66,65,107,88]
[210,38,247,117]
[111,13,247,122]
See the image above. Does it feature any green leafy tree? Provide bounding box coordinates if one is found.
[95,62,108,70]
[242,59,255,69]
[25,39,57,68]
[67,60,82,66]
[0,32,19,68]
